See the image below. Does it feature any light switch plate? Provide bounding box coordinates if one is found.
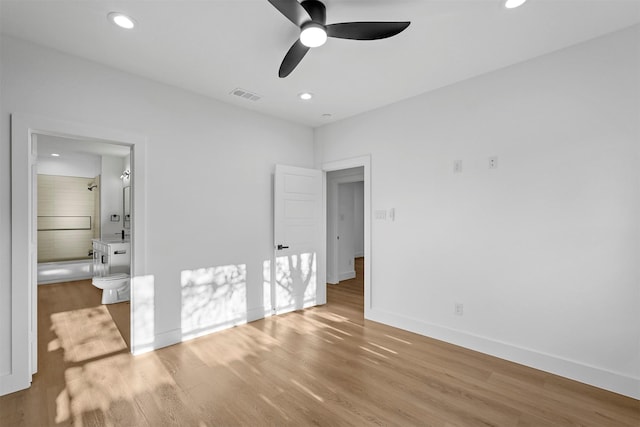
[375,210,386,220]
[453,160,462,173]
[489,156,498,169]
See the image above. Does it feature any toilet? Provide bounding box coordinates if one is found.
[92,273,130,304]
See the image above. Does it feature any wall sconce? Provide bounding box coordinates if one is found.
[120,169,130,180]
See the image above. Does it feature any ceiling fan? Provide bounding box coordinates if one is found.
[267,0,411,78]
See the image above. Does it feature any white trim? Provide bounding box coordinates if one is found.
[247,306,271,323]
[339,271,356,281]
[322,156,371,317]
[132,328,182,356]
[369,307,640,399]
[4,113,147,396]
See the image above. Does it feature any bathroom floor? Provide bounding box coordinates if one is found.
[38,279,130,364]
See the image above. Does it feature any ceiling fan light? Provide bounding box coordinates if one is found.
[504,0,527,9]
[300,23,327,48]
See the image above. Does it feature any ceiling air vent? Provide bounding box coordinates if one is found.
[230,88,261,102]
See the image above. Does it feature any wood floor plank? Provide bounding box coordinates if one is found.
[1,260,638,426]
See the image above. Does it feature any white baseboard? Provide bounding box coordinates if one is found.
[132,327,183,355]
[0,371,30,396]
[154,328,182,350]
[368,307,640,400]
[38,275,93,285]
[247,306,271,323]
[339,270,356,281]
[133,307,274,355]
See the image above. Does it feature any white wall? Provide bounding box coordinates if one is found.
[336,181,365,280]
[338,183,356,281]
[0,36,314,383]
[316,25,640,398]
[354,182,364,258]
[100,155,126,239]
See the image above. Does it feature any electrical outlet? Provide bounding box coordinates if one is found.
[453,160,462,174]
[454,303,464,316]
[489,156,498,169]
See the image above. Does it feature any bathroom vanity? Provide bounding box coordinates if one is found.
[92,238,130,277]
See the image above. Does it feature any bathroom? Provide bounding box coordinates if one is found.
[36,134,132,344]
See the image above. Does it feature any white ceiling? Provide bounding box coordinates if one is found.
[37,134,131,158]
[2,0,639,127]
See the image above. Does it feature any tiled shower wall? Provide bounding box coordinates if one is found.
[38,174,100,262]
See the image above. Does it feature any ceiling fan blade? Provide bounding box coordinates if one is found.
[326,21,410,40]
[301,0,326,25]
[279,39,310,78]
[267,0,311,27]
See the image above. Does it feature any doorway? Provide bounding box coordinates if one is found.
[327,169,364,281]
[35,134,133,351]
[8,113,147,395]
[322,157,371,318]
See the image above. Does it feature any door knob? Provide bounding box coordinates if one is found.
[277,244,289,250]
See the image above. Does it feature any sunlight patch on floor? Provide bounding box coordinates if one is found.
[291,379,324,402]
[310,311,350,323]
[384,334,412,345]
[48,301,178,425]
[296,313,353,337]
[360,346,389,359]
[186,322,279,369]
[368,342,398,354]
[58,352,178,425]
[50,306,127,363]
[324,331,344,341]
[260,394,290,420]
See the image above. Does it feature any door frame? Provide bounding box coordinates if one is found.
[6,113,147,395]
[322,156,371,317]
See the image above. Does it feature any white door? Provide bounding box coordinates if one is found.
[273,165,324,314]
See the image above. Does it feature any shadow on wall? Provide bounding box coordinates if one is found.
[179,252,318,343]
[129,250,319,353]
[275,252,317,313]
[180,264,248,341]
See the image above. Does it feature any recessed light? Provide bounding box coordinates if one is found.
[299,92,313,101]
[504,0,527,9]
[51,153,60,157]
[321,113,332,118]
[108,12,136,29]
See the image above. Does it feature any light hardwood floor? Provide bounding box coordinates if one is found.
[1,258,638,426]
